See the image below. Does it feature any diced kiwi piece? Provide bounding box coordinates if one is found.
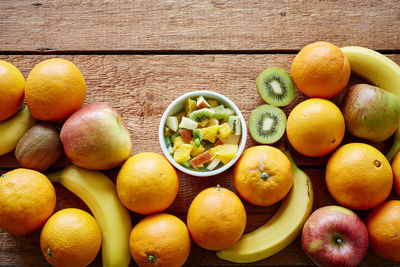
[185,98,197,116]
[166,116,179,132]
[224,108,235,121]
[211,105,226,120]
[227,116,241,135]
[249,104,286,144]
[257,67,295,107]
[189,108,214,122]
[179,117,198,130]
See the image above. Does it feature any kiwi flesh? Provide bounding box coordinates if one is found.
[257,67,295,107]
[189,108,214,122]
[249,104,286,144]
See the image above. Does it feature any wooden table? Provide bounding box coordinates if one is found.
[1,1,400,266]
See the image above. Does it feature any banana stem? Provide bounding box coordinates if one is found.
[46,169,64,183]
[386,130,400,163]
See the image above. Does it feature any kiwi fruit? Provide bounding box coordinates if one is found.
[15,122,64,171]
[227,116,241,135]
[257,67,295,107]
[249,104,286,144]
[211,105,226,120]
[189,108,214,122]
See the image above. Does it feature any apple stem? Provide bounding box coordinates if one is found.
[336,238,343,245]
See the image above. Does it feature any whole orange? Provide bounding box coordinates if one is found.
[187,185,246,250]
[25,58,86,122]
[233,145,293,206]
[366,200,400,262]
[130,213,191,267]
[291,41,350,99]
[0,168,56,235]
[326,143,393,210]
[391,151,400,196]
[286,98,345,157]
[40,208,102,267]
[0,60,25,121]
[116,152,179,215]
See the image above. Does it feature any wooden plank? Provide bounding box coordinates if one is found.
[1,54,400,266]
[0,1,400,52]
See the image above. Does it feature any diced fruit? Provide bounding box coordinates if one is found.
[179,117,198,130]
[181,161,191,168]
[224,108,235,121]
[217,134,240,145]
[166,116,179,132]
[214,139,224,146]
[179,129,192,143]
[190,151,212,168]
[207,99,219,108]
[173,110,186,123]
[218,123,233,138]
[173,144,193,164]
[198,125,219,143]
[185,98,197,117]
[171,131,180,143]
[197,96,211,109]
[165,136,173,154]
[164,127,173,137]
[189,108,214,123]
[212,105,227,120]
[190,140,206,157]
[209,144,238,165]
[198,119,209,127]
[207,158,221,170]
[228,116,241,135]
[173,136,184,152]
[207,118,219,126]
[209,145,222,158]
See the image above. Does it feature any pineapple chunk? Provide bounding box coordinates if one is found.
[217,134,240,145]
[173,136,184,152]
[209,144,238,165]
[218,122,233,138]
[174,144,193,164]
[198,125,219,143]
[190,139,206,157]
[207,99,219,107]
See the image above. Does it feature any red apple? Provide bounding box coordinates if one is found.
[301,205,369,267]
[60,103,132,170]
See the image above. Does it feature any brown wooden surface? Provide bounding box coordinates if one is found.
[1,1,400,266]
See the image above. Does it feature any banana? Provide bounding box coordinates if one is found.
[340,46,400,162]
[47,165,132,267]
[0,106,36,156]
[216,148,313,263]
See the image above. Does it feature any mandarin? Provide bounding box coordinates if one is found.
[326,143,393,210]
[291,41,350,99]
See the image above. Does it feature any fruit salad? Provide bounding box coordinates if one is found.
[164,96,241,171]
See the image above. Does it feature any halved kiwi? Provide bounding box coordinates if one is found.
[256,67,295,107]
[249,104,286,144]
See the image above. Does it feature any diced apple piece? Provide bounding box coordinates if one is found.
[179,117,198,130]
[214,139,224,146]
[179,129,192,143]
[185,98,197,117]
[198,125,219,143]
[173,136,184,152]
[166,116,179,132]
[197,96,211,109]
[218,122,233,138]
[190,151,212,168]
[206,158,221,170]
[174,143,193,164]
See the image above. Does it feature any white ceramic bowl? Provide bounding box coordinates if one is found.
[159,90,247,177]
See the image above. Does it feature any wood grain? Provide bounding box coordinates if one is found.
[0,0,400,52]
[1,54,400,266]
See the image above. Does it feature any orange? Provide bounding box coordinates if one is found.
[0,60,25,121]
[187,185,246,250]
[130,213,191,267]
[233,145,293,206]
[0,168,56,235]
[40,208,102,267]
[25,58,86,121]
[116,152,179,215]
[326,143,393,210]
[286,98,345,157]
[391,151,400,195]
[366,200,400,262]
[291,41,350,99]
